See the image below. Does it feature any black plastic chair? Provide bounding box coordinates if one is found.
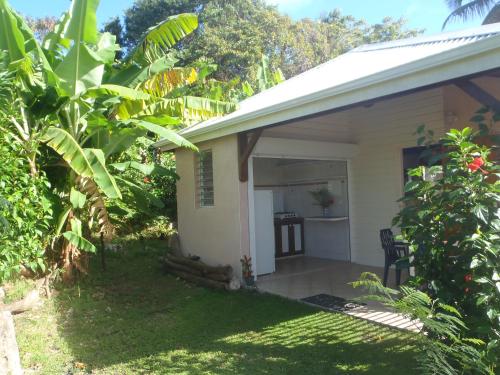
[380,229,410,287]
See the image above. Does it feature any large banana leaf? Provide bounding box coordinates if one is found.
[110,161,176,177]
[96,32,120,64]
[10,11,58,85]
[55,206,72,236]
[64,0,100,44]
[43,127,94,177]
[141,67,198,97]
[102,127,147,157]
[55,43,104,96]
[123,119,196,150]
[108,55,177,88]
[128,13,198,63]
[116,177,164,209]
[63,231,96,253]
[83,148,122,199]
[0,0,25,62]
[43,12,71,53]
[84,84,150,100]
[70,187,87,209]
[140,96,238,125]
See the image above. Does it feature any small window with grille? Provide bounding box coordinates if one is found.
[195,149,214,207]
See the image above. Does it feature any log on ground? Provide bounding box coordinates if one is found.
[165,268,229,290]
[165,253,233,280]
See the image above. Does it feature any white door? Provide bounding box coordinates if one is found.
[254,190,276,275]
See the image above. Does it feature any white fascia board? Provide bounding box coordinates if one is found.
[252,137,359,160]
[156,34,500,151]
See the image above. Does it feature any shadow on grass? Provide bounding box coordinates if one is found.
[54,239,420,374]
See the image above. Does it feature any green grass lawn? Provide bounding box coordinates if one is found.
[11,240,421,374]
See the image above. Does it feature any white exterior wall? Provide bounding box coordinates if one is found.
[175,135,247,277]
[349,88,446,267]
[174,84,491,272]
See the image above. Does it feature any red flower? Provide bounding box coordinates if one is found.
[143,177,151,184]
[468,157,483,171]
[467,157,488,174]
[464,274,473,283]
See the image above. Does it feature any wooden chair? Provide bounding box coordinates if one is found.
[380,229,410,287]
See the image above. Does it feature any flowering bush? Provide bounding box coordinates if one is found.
[394,121,499,370]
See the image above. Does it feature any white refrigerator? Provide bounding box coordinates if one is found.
[254,190,276,275]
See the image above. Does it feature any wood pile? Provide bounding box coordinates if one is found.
[161,253,239,290]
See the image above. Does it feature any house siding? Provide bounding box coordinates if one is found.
[348,88,446,267]
[175,134,245,277]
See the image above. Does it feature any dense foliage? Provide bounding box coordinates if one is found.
[387,118,499,373]
[0,134,53,281]
[0,0,236,281]
[107,0,422,85]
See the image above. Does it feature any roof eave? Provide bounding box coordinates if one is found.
[154,33,500,151]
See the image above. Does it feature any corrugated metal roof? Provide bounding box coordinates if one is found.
[156,23,500,148]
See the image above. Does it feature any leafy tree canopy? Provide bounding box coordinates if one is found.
[107,0,422,84]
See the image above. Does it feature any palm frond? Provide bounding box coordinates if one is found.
[443,0,497,28]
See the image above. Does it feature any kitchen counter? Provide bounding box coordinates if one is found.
[304,216,350,261]
[305,216,348,222]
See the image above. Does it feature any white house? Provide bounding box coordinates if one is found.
[154,24,500,298]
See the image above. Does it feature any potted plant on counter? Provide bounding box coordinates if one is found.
[309,188,334,217]
[241,255,255,287]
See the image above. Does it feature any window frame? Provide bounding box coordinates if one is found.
[195,149,215,208]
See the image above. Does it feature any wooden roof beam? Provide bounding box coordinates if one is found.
[238,129,263,182]
[455,79,500,113]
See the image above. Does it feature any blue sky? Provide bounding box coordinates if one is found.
[10,0,479,35]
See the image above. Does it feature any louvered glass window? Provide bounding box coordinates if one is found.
[196,150,214,207]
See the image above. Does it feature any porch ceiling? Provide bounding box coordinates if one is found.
[260,74,500,144]
[262,110,354,143]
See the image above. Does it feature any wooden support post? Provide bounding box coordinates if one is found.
[455,80,500,113]
[100,232,106,271]
[238,129,263,182]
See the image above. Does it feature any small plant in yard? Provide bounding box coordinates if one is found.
[241,255,254,286]
[362,112,499,373]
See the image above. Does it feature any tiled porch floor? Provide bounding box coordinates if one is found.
[256,256,421,332]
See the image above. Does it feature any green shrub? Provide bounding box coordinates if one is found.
[391,119,499,371]
[0,134,53,282]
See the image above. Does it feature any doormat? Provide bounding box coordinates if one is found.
[301,294,365,312]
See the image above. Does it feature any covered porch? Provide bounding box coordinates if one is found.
[243,75,498,331]
[256,256,420,331]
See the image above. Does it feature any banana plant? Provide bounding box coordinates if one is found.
[0,0,237,280]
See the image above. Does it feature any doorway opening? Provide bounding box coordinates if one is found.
[250,157,351,277]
